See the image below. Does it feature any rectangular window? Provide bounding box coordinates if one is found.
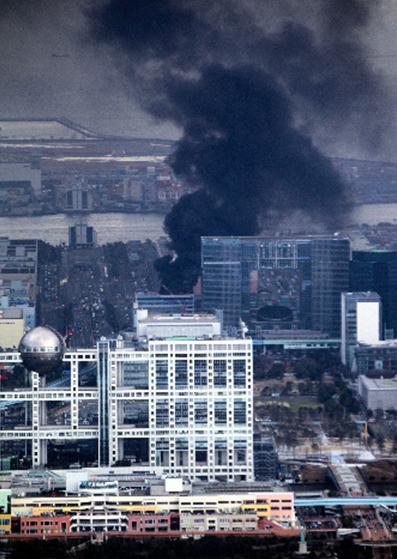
[122,362,149,389]
[214,400,227,425]
[214,359,227,386]
[195,401,208,424]
[175,359,188,388]
[156,400,169,427]
[235,439,247,463]
[175,400,189,426]
[121,401,149,428]
[215,439,227,465]
[156,360,168,389]
[234,400,246,424]
[156,439,169,466]
[194,359,207,386]
[233,360,246,387]
[195,441,208,465]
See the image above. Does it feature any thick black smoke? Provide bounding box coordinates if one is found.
[90,0,387,293]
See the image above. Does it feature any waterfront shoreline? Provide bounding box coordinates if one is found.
[1,204,397,245]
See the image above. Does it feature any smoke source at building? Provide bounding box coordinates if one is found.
[90,0,388,292]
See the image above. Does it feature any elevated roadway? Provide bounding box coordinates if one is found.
[295,497,397,507]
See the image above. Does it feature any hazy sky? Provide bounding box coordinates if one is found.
[0,0,179,139]
[1,0,397,156]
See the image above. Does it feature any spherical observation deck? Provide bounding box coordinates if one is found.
[18,326,65,375]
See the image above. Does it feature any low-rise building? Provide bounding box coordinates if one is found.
[134,292,195,316]
[135,309,222,340]
[355,340,397,375]
[358,375,397,411]
[19,514,70,537]
[9,490,295,533]
[0,308,24,349]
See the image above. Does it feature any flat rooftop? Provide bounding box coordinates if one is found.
[202,233,349,241]
[140,313,220,324]
[360,376,397,390]
[357,340,397,349]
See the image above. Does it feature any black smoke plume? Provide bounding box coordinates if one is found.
[90,0,388,293]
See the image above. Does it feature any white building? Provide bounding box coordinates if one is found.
[0,308,24,349]
[358,374,397,411]
[0,336,254,482]
[341,292,382,368]
[135,309,221,340]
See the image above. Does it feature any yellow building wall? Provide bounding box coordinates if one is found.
[0,319,24,349]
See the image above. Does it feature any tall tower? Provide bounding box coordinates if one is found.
[351,250,397,338]
[341,292,382,368]
[201,234,350,336]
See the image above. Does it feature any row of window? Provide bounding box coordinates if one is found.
[157,399,248,427]
[123,359,249,389]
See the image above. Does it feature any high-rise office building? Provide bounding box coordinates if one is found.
[0,336,254,482]
[350,251,397,338]
[341,292,382,368]
[201,235,350,336]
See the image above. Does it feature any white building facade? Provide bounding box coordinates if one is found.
[358,374,397,411]
[0,337,254,482]
[341,292,382,368]
[135,309,222,340]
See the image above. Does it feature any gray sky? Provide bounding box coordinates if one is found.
[0,0,179,139]
[1,0,397,156]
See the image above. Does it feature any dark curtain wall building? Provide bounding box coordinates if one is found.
[350,251,397,338]
[201,235,350,337]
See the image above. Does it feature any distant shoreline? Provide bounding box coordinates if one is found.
[1,204,397,246]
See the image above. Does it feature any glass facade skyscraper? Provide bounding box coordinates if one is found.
[201,235,350,336]
[350,250,397,338]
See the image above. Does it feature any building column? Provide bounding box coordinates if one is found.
[31,372,41,467]
[71,358,79,434]
[117,438,124,462]
[98,340,110,466]
[40,440,48,466]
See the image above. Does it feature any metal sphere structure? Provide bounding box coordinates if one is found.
[18,326,65,375]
